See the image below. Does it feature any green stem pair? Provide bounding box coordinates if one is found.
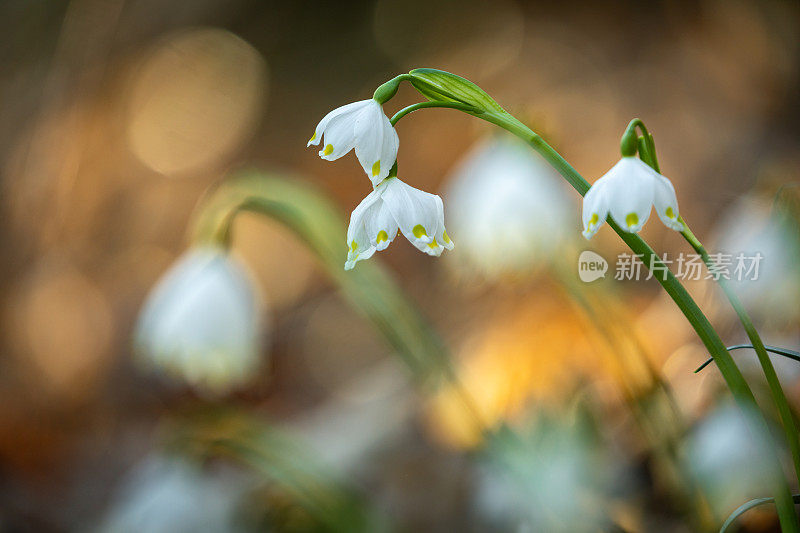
[499,113,799,531]
[680,221,800,484]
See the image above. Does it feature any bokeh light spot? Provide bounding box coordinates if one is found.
[126,28,268,177]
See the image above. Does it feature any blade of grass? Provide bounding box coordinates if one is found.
[696,345,800,373]
[721,495,800,533]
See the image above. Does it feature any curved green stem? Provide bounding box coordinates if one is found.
[680,219,800,486]
[373,74,413,103]
[631,116,800,488]
[391,101,480,126]
[631,116,800,489]
[380,67,798,525]
[696,344,800,373]
[191,172,490,439]
[473,110,799,531]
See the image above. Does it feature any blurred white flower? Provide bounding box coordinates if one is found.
[307,99,399,186]
[476,422,607,532]
[713,195,800,327]
[346,176,453,270]
[96,454,247,533]
[582,157,683,239]
[134,247,265,395]
[444,138,572,276]
[686,405,776,515]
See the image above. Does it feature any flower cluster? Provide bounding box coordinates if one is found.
[310,76,687,270]
[308,97,453,270]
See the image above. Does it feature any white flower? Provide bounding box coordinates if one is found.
[134,247,265,395]
[345,177,453,270]
[687,405,776,514]
[713,195,800,328]
[476,420,606,532]
[444,138,573,277]
[96,454,248,533]
[308,98,399,186]
[582,156,683,239]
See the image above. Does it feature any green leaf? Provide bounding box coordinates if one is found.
[720,494,800,532]
[408,68,506,114]
[191,171,455,387]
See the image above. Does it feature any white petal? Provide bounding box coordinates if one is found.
[99,455,245,533]
[381,178,451,256]
[605,158,654,233]
[344,245,376,271]
[433,195,454,253]
[582,178,610,239]
[652,173,684,231]
[345,189,382,270]
[318,112,358,161]
[417,202,445,255]
[364,197,399,252]
[353,101,399,186]
[308,99,370,147]
[377,118,399,182]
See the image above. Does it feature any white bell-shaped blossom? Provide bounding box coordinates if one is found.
[445,138,573,277]
[345,177,453,270]
[134,247,265,395]
[582,156,683,239]
[308,99,399,186]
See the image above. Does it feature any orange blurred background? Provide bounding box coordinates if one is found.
[0,0,799,530]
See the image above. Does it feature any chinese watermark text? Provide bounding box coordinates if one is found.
[611,252,762,281]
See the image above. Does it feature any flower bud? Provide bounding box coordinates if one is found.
[408,68,505,115]
[619,129,638,157]
[373,77,401,104]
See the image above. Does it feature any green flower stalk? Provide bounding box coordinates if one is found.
[682,221,800,470]
[322,68,800,531]
[627,118,800,490]
[190,171,487,434]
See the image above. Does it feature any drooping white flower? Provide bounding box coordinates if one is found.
[134,247,265,395]
[444,138,573,277]
[308,99,399,186]
[345,177,453,270]
[582,156,683,239]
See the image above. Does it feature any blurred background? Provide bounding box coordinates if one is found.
[1,0,799,531]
